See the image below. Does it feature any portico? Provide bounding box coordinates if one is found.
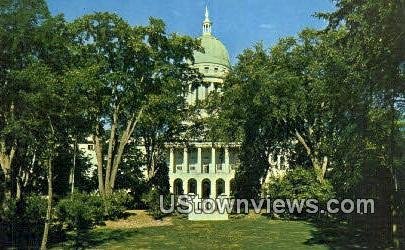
[168,143,238,198]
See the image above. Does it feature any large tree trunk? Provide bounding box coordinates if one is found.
[310,155,328,183]
[15,150,35,201]
[40,157,53,250]
[1,102,17,202]
[94,125,105,197]
[104,107,119,196]
[94,107,144,197]
[70,140,77,194]
[391,190,399,248]
[0,139,16,202]
[16,176,22,201]
[144,134,157,180]
[109,108,144,190]
[294,130,328,182]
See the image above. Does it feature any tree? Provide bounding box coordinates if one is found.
[7,11,89,248]
[0,0,50,204]
[319,0,405,247]
[69,13,201,198]
[212,29,355,199]
[13,62,73,250]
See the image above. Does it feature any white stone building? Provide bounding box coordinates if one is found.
[167,7,239,199]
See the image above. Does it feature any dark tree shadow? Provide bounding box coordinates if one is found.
[305,216,399,249]
[55,229,139,249]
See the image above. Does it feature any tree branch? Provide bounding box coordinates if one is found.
[110,107,145,190]
[105,105,119,194]
[295,130,311,156]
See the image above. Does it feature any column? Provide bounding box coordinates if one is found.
[224,179,230,197]
[197,147,202,173]
[211,147,216,173]
[169,148,175,174]
[183,148,189,173]
[196,179,202,199]
[213,181,217,198]
[225,147,230,173]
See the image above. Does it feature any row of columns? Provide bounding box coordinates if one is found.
[187,82,221,105]
[172,178,233,198]
[169,147,232,174]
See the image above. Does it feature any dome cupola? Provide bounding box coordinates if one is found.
[193,6,231,69]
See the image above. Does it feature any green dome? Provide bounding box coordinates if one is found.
[194,34,230,68]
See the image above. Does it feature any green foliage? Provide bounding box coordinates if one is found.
[142,188,171,220]
[0,195,60,248]
[114,146,148,207]
[104,190,134,220]
[216,30,351,198]
[264,168,334,217]
[0,197,18,223]
[68,12,202,196]
[265,168,334,202]
[0,170,4,205]
[21,194,47,223]
[149,160,170,194]
[52,143,97,196]
[56,192,104,231]
[55,190,133,247]
[319,1,404,246]
[141,160,171,220]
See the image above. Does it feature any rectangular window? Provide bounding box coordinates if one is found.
[175,151,183,164]
[216,164,223,171]
[88,144,94,150]
[189,149,198,164]
[203,164,209,173]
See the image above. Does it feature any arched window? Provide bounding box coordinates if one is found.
[173,179,184,195]
[188,179,197,194]
[216,179,225,197]
[201,179,211,199]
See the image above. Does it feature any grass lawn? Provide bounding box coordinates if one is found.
[53,212,328,249]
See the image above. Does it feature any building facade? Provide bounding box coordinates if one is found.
[167,7,239,199]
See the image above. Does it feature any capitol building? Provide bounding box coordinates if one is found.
[167,7,239,199]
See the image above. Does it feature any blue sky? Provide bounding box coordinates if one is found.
[47,0,335,64]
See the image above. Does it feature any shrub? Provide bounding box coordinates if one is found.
[0,197,17,223]
[21,195,47,224]
[104,190,133,220]
[142,188,171,220]
[56,192,104,231]
[0,195,49,248]
[0,198,18,246]
[264,168,334,218]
